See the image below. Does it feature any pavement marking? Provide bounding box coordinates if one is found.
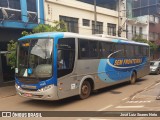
[76,119,83,120]
[126,101,151,103]
[115,105,144,109]
[122,97,128,101]
[97,105,113,111]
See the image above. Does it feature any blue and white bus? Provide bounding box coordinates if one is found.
[15,32,150,100]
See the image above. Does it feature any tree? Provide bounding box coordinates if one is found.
[132,35,158,52]
[7,21,67,68]
[33,21,67,33]
[7,40,17,69]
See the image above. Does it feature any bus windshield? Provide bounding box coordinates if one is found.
[16,38,53,79]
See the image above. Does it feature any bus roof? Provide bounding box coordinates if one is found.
[18,32,149,46]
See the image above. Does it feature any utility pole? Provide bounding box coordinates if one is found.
[94,0,97,34]
[118,0,122,37]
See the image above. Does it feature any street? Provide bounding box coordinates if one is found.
[1,74,160,120]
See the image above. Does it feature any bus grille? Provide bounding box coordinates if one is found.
[18,78,40,84]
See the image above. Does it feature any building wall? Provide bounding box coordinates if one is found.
[127,22,148,40]
[0,0,45,83]
[44,0,126,37]
[0,0,44,29]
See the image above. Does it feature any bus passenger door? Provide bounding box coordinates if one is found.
[57,38,77,99]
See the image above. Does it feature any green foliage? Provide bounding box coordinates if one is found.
[132,35,158,51]
[7,20,67,68]
[21,31,32,36]
[7,40,17,69]
[33,21,67,33]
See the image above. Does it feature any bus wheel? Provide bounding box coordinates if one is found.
[130,72,137,84]
[79,81,91,99]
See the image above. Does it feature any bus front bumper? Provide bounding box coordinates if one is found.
[15,84,59,101]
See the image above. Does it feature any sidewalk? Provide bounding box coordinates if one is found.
[0,85,16,98]
[130,81,160,101]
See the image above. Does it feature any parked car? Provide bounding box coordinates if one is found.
[150,61,160,74]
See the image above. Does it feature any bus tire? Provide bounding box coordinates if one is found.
[79,80,91,99]
[130,71,137,84]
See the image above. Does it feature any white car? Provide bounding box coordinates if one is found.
[150,61,160,74]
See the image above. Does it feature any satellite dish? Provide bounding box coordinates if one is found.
[1,8,8,19]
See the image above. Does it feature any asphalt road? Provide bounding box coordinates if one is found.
[0,74,160,120]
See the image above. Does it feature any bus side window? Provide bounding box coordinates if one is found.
[135,46,140,57]
[79,39,89,58]
[99,42,112,58]
[125,45,134,58]
[89,41,98,58]
[57,38,75,78]
[113,44,125,58]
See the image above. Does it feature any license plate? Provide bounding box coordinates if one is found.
[24,93,32,97]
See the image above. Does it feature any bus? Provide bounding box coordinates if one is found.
[15,32,150,100]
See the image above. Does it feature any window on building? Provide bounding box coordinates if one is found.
[141,7,148,15]
[26,0,37,23]
[9,0,20,9]
[77,0,117,10]
[60,16,79,33]
[126,25,128,39]
[27,0,37,12]
[133,9,141,17]
[0,0,20,9]
[133,0,140,8]
[132,25,134,34]
[0,0,21,21]
[155,33,159,40]
[107,23,116,36]
[0,0,8,7]
[149,0,157,5]
[134,26,136,35]
[82,19,90,27]
[139,27,142,35]
[141,0,148,7]
[149,6,157,15]
[92,21,103,34]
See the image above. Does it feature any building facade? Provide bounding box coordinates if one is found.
[127,0,160,42]
[44,0,127,37]
[126,0,160,59]
[126,16,149,40]
[0,0,44,84]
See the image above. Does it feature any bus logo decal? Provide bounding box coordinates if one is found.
[106,50,146,69]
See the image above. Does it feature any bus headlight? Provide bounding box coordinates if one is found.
[38,85,52,92]
[15,84,20,89]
